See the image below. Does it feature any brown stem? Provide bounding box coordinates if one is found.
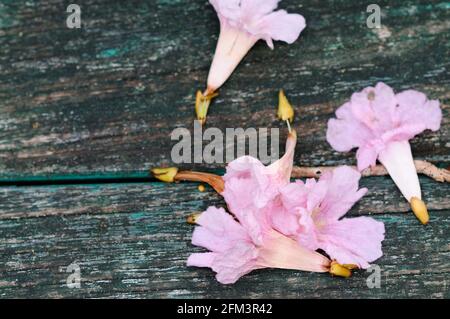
[291,160,449,183]
[175,171,224,193]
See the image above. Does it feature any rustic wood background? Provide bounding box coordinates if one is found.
[0,0,449,298]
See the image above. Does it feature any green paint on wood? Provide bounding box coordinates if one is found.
[98,48,120,58]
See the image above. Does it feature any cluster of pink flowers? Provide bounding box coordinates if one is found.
[188,131,385,284]
[185,1,443,284]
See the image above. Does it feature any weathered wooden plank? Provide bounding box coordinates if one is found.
[0,181,448,298]
[0,175,449,220]
[0,0,448,179]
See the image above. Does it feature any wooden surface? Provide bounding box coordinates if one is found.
[0,0,449,298]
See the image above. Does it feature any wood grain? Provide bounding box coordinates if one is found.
[0,181,448,298]
[0,0,449,299]
[0,0,448,180]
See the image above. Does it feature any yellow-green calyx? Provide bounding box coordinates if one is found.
[151,167,179,183]
[187,212,202,225]
[329,261,358,278]
[410,197,429,225]
[195,90,219,125]
[277,89,294,123]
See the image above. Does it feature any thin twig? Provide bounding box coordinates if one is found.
[291,160,450,183]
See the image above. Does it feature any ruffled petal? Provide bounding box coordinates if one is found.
[319,217,385,268]
[224,156,278,210]
[279,180,307,210]
[191,206,249,252]
[209,0,305,49]
[267,198,300,237]
[254,11,306,48]
[326,104,373,153]
[356,145,378,171]
[240,0,280,18]
[188,242,259,285]
[317,166,368,221]
[296,207,320,251]
[396,90,442,133]
[212,242,259,284]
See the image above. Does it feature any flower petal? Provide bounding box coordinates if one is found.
[319,217,385,268]
[267,130,297,186]
[187,252,216,268]
[318,166,368,221]
[254,11,306,48]
[209,0,306,49]
[211,241,259,284]
[192,206,249,252]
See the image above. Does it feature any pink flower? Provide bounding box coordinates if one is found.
[187,206,329,284]
[207,0,306,91]
[188,131,330,284]
[326,82,442,224]
[278,166,385,268]
[188,130,385,282]
[223,131,384,268]
[222,130,296,211]
[196,1,306,124]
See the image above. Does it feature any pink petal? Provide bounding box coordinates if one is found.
[224,156,278,210]
[267,198,300,237]
[356,145,378,171]
[255,11,306,49]
[304,179,328,212]
[266,130,297,186]
[187,252,216,268]
[191,206,249,252]
[296,206,320,251]
[318,166,368,221]
[211,242,260,284]
[240,0,280,18]
[209,0,306,49]
[396,90,442,133]
[279,179,307,210]
[326,103,373,153]
[319,217,385,268]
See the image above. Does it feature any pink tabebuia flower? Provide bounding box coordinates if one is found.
[196,0,306,123]
[188,131,330,284]
[187,206,330,284]
[207,0,306,91]
[278,166,385,268]
[326,82,442,224]
[188,130,385,282]
[223,131,384,268]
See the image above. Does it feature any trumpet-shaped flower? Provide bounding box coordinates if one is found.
[187,206,330,284]
[222,130,384,268]
[188,129,385,282]
[188,131,330,284]
[326,82,442,224]
[196,1,306,123]
[207,0,306,92]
